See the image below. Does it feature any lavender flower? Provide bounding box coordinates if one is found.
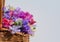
[9,25,21,34]
[28,29,34,35]
[15,7,21,12]
[3,13,10,19]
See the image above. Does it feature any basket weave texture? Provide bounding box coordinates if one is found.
[0,30,29,42]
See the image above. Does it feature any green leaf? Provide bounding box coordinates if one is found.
[14,22,17,25]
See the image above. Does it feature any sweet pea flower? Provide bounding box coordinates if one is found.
[2,18,13,28]
[3,7,9,13]
[2,18,9,28]
[19,26,28,34]
[22,19,28,25]
[24,25,30,30]
[24,12,33,20]
[9,10,14,17]
[3,13,10,19]
[15,7,21,12]
[12,16,18,21]
[28,29,34,35]
[29,24,36,32]
[9,25,21,34]
[18,11,26,19]
[29,19,36,25]
[9,20,14,25]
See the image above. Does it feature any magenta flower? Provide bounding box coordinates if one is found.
[18,11,26,19]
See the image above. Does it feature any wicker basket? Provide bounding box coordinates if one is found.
[0,29,29,42]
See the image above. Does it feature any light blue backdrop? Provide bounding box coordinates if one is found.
[5,0,60,42]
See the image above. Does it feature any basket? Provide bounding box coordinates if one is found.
[0,28,29,42]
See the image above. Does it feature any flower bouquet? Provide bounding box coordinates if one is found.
[1,6,36,42]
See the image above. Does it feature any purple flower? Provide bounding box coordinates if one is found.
[22,19,28,25]
[19,25,30,34]
[15,7,21,12]
[23,25,30,30]
[12,16,18,21]
[23,25,34,35]
[3,13,10,19]
[28,29,34,35]
[19,26,28,34]
[18,11,26,19]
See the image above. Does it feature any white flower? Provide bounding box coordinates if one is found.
[9,25,21,34]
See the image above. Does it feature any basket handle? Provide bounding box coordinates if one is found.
[0,0,5,28]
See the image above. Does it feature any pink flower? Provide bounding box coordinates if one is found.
[2,18,13,28]
[9,10,14,17]
[25,12,33,20]
[2,18,9,28]
[29,19,36,25]
[2,18,9,25]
